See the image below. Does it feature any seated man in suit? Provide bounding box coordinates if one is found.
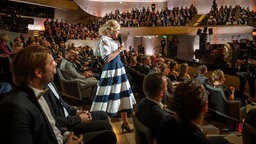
[0,46,116,144]
[135,72,171,141]
[138,55,154,75]
[60,48,98,99]
[44,82,113,134]
[0,46,83,144]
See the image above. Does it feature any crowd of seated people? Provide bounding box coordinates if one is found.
[1,29,255,143]
[44,18,100,42]
[43,5,198,41]
[103,5,197,27]
[0,46,117,144]
[0,32,103,86]
[0,33,118,144]
[202,5,256,26]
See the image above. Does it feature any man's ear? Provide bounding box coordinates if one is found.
[160,90,164,97]
[34,68,42,78]
[203,101,208,113]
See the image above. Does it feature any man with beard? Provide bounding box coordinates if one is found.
[0,46,116,144]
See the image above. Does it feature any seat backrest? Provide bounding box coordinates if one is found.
[57,68,81,101]
[242,122,256,144]
[132,114,154,144]
[0,57,12,83]
[205,84,242,122]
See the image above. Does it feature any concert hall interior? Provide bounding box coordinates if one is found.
[0,0,256,144]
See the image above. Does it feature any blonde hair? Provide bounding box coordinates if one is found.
[14,41,23,47]
[0,33,9,42]
[130,55,137,65]
[155,62,167,73]
[178,63,189,77]
[99,20,120,36]
[211,69,224,82]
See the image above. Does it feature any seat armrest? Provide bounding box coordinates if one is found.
[78,82,97,89]
[226,100,245,121]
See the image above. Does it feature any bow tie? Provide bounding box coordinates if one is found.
[37,88,49,100]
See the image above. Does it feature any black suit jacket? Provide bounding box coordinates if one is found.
[0,85,58,144]
[44,83,112,134]
[158,115,179,144]
[139,64,152,75]
[159,116,211,144]
[135,98,170,139]
[180,123,211,144]
[44,83,81,131]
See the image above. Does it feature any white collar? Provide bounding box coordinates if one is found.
[146,97,164,109]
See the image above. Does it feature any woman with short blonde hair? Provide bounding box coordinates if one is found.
[91,20,136,133]
[211,69,246,106]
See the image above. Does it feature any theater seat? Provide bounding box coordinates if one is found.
[57,68,94,107]
[205,84,246,129]
[132,114,156,144]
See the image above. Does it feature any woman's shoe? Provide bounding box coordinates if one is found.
[121,123,134,133]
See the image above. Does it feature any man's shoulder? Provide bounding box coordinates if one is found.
[60,58,72,70]
[60,58,69,64]
[0,90,34,107]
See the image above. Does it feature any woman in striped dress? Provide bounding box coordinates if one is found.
[90,20,136,132]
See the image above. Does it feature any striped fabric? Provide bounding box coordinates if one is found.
[90,36,136,117]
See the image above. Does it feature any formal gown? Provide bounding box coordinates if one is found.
[90,36,136,117]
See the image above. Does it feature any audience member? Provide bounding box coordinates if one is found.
[211,69,246,106]
[129,55,137,68]
[12,40,23,53]
[172,79,209,143]
[0,46,82,144]
[194,65,211,86]
[44,82,114,135]
[139,55,154,75]
[178,62,191,80]
[168,59,179,81]
[154,62,174,105]
[0,33,15,57]
[135,72,171,140]
[20,33,27,47]
[159,79,229,144]
[59,48,98,100]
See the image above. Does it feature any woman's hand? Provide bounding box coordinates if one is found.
[117,43,125,53]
